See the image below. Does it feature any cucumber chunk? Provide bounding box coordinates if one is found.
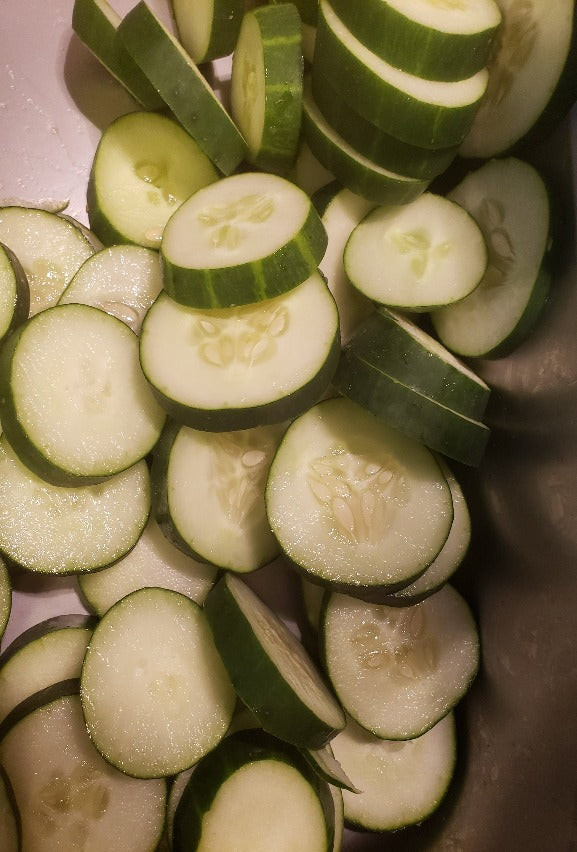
[172,0,245,64]
[0,242,29,343]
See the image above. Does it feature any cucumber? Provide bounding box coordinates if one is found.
[265,396,454,596]
[87,110,219,250]
[204,572,346,749]
[0,558,10,645]
[0,304,166,485]
[344,192,488,311]
[161,171,327,309]
[431,157,551,358]
[117,1,247,175]
[0,242,29,343]
[231,3,303,173]
[293,140,335,197]
[139,274,339,431]
[301,741,360,793]
[172,0,245,64]
[80,587,236,778]
[0,766,19,852]
[321,584,480,739]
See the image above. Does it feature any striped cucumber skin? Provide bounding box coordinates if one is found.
[172,0,245,64]
[313,0,489,149]
[329,0,501,82]
[117,1,247,175]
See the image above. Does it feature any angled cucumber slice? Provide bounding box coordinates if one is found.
[0,242,29,343]
[161,171,327,309]
[118,0,247,175]
[172,0,245,63]
[204,573,346,749]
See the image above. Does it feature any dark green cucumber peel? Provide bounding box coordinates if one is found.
[0,242,30,341]
[0,614,98,669]
[0,679,80,744]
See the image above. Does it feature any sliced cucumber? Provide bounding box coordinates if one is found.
[231,3,303,173]
[0,766,19,852]
[265,396,454,595]
[0,557,10,645]
[172,0,245,63]
[139,274,339,431]
[0,304,166,485]
[321,584,480,739]
[87,110,219,249]
[344,192,488,310]
[293,140,335,197]
[302,741,360,793]
[161,171,327,309]
[118,0,247,175]
[431,157,551,358]
[81,587,236,778]
[204,573,346,749]
[0,242,29,342]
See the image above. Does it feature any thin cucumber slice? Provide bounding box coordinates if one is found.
[0,304,166,485]
[118,1,247,175]
[0,558,10,645]
[72,0,165,109]
[139,275,339,431]
[58,244,163,333]
[302,741,360,793]
[172,0,245,63]
[80,587,236,778]
[77,516,218,615]
[0,207,94,316]
[173,728,336,852]
[167,766,195,848]
[231,3,303,173]
[431,157,551,358]
[329,0,501,81]
[161,171,327,309]
[331,712,457,831]
[0,689,167,852]
[204,573,346,749]
[0,242,29,342]
[302,77,430,205]
[265,396,454,595]
[313,0,489,149]
[151,421,286,572]
[87,110,219,250]
[321,584,480,739]
[301,20,317,63]
[344,192,488,310]
[0,437,151,575]
[0,766,19,852]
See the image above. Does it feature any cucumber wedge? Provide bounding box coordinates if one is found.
[0,242,29,343]
[172,0,245,64]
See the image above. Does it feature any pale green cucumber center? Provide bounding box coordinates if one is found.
[173,0,214,60]
[386,0,501,33]
[230,13,266,153]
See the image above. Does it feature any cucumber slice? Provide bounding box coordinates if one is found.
[313,0,489,149]
[265,396,454,595]
[0,242,29,342]
[80,587,236,778]
[0,304,166,485]
[0,689,167,852]
[0,558,10,645]
[293,140,335,197]
[321,584,480,739]
[161,171,327,309]
[0,437,150,575]
[87,110,219,249]
[0,766,19,852]
[204,573,346,749]
[58,244,163,333]
[172,0,245,64]
[431,157,551,358]
[72,0,165,109]
[118,1,247,175]
[231,3,303,173]
[302,741,360,793]
[139,274,339,431]
[329,0,501,81]
[331,712,457,831]
[77,516,218,615]
[344,192,488,310]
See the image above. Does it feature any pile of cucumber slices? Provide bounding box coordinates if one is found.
[0,0,575,849]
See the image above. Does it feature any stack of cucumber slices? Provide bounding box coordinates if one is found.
[0,0,575,849]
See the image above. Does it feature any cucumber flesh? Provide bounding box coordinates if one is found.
[172,0,245,63]
[0,559,10,645]
[0,242,29,343]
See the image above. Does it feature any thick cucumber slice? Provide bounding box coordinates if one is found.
[0,207,94,316]
[78,516,218,615]
[321,584,480,739]
[344,192,488,310]
[87,110,219,250]
[152,421,285,572]
[313,0,489,149]
[0,242,29,342]
[59,244,163,333]
[329,0,501,81]
[0,766,19,852]
[431,157,551,358]
[0,558,10,645]
[0,437,150,575]
[172,0,245,63]
[161,171,327,309]
[302,77,430,205]
[0,304,166,485]
[72,0,165,109]
[80,587,236,778]
[139,275,339,431]
[118,1,247,175]
[173,728,336,852]
[204,573,346,749]
[266,396,454,595]
[331,712,457,831]
[0,689,167,852]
